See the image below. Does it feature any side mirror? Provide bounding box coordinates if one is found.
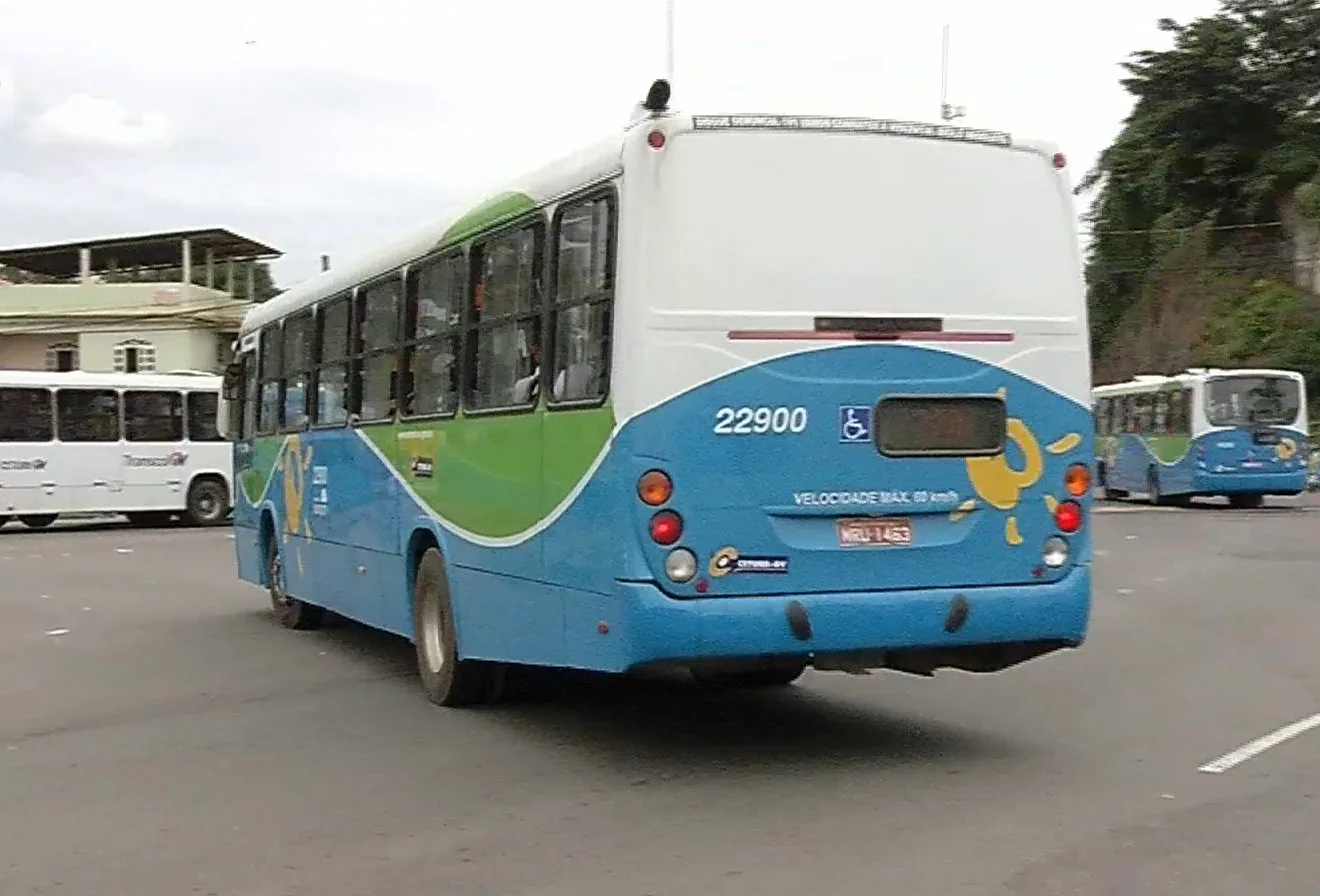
[222,362,244,400]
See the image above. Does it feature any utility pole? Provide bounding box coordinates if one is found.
[940,24,966,122]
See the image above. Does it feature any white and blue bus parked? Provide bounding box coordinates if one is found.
[219,82,1095,707]
[1093,367,1308,508]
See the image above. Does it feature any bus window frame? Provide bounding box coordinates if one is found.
[256,322,283,436]
[461,212,548,418]
[280,308,315,434]
[352,274,405,426]
[545,185,617,412]
[0,386,57,443]
[310,293,353,430]
[399,249,464,423]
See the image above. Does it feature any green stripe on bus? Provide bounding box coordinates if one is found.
[363,405,616,537]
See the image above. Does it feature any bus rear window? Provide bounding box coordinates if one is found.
[1206,376,1300,426]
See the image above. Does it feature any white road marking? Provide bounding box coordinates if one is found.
[1198,712,1320,774]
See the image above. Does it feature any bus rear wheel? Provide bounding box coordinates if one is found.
[267,540,323,630]
[412,547,499,707]
[19,514,57,529]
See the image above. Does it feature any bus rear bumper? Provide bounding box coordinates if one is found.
[614,566,1091,676]
[1193,471,1306,495]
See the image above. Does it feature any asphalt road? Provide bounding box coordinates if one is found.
[2,498,1319,896]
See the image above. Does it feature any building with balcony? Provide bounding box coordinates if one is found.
[0,228,281,373]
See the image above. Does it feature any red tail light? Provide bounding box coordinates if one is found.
[1054,500,1082,534]
[649,510,683,545]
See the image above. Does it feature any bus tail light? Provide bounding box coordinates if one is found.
[1064,463,1090,497]
[649,510,683,545]
[664,548,697,582]
[1054,500,1082,534]
[637,470,673,506]
[1041,536,1069,568]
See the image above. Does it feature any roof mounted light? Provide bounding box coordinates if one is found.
[643,78,671,114]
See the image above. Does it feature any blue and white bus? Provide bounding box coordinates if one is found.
[219,83,1095,707]
[1093,367,1309,508]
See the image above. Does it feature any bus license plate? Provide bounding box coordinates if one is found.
[836,517,913,547]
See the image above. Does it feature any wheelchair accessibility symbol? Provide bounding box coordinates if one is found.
[838,406,873,444]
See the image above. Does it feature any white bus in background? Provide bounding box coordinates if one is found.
[0,370,233,529]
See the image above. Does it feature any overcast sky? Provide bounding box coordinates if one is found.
[0,0,1219,289]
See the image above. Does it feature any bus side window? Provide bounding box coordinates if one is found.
[124,390,183,442]
[313,296,351,426]
[549,193,614,406]
[57,388,121,442]
[1152,391,1168,435]
[0,388,54,442]
[402,254,463,418]
[257,324,282,436]
[187,391,224,442]
[281,309,313,432]
[241,350,258,440]
[465,222,544,411]
[354,277,403,422]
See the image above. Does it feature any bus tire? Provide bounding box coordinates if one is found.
[267,538,323,630]
[412,547,497,707]
[19,514,57,529]
[692,662,807,689]
[184,477,230,527]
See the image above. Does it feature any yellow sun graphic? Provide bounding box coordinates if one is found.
[1277,437,1297,461]
[276,435,315,574]
[953,387,1083,545]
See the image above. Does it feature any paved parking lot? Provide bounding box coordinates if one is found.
[2,502,1319,895]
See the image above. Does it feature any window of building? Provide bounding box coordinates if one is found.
[0,388,54,441]
[188,391,224,442]
[313,296,350,426]
[56,389,120,442]
[281,310,313,431]
[353,278,402,421]
[124,390,184,442]
[402,254,464,418]
[549,195,614,405]
[45,342,79,372]
[465,223,543,411]
[256,325,282,435]
[113,339,157,373]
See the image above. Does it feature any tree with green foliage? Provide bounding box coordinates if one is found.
[1080,0,1320,383]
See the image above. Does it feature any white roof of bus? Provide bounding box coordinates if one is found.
[241,110,1055,336]
[1093,368,1304,395]
[0,370,220,390]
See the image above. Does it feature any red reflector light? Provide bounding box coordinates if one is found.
[649,510,682,545]
[1054,500,1082,533]
[647,130,666,149]
[1052,152,1066,169]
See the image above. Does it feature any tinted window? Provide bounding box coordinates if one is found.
[466,224,543,410]
[549,195,614,405]
[124,390,183,441]
[187,392,223,441]
[0,388,53,441]
[403,254,464,418]
[57,389,120,442]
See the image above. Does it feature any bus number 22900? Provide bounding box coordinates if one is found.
[713,406,808,435]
